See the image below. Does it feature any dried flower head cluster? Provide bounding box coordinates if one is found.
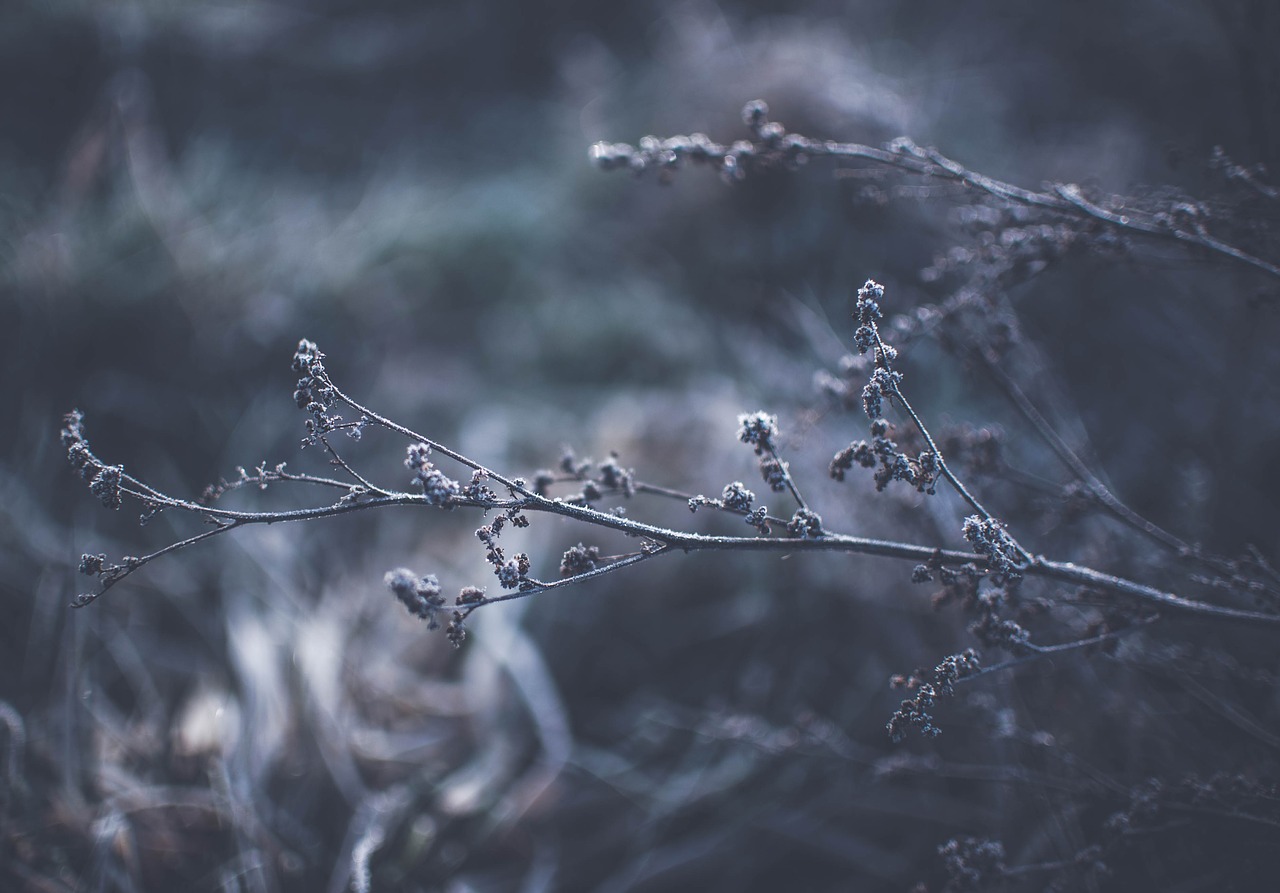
[961,515,1024,579]
[830,419,941,494]
[384,569,446,628]
[405,442,461,506]
[590,100,813,184]
[292,338,338,443]
[61,410,123,511]
[887,649,982,742]
[937,836,1006,892]
[828,284,943,496]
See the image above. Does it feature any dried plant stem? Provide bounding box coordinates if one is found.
[975,349,1189,555]
[69,386,1280,628]
[596,120,1280,280]
[957,616,1161,685]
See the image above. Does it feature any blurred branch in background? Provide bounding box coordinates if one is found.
[593,99,1280,279]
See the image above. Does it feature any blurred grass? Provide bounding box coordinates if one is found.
[2,1,1279,891]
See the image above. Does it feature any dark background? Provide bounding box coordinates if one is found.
[3,1,1279,891]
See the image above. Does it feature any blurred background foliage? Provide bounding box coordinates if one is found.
[3,1,1279,890]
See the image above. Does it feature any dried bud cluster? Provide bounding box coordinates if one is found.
[405,442,460,506]
[831,421,941,494]
[887,649,982,743]
[937,837,1006,891]
[589,101,811,184]
[385,569,447,629]
[962,515,1023,579]
[477,512,532,590]
[560,543,600,577]
[61,410,124,511]
[737,411,779,454]
[786,508,823,539]
[690,481,758,515]
[385,568,472,647]
[292,339,341,445]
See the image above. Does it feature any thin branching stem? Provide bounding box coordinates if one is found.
[318,434,393,499]
[460,546,670,616]
[869,318,1032,563]
[764,443,809,512]
[326,381,531,496]
[974,348,1189,555]
[956,616,1160,684]
[65,325,1280,628]
[596,117,1280,280]
[79,433,1280,626]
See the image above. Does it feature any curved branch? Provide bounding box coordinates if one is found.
[593,107,1280,281]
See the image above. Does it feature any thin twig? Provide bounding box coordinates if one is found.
[318,434,392,498]
[764,443,809,512]
[460,546,670,617]
[869,307,1032,563]
[975,349,1189,554]
[958,616,1160,685]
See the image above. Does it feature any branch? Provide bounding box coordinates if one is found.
[62,355,1280,627]
[592,100,1280,280]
